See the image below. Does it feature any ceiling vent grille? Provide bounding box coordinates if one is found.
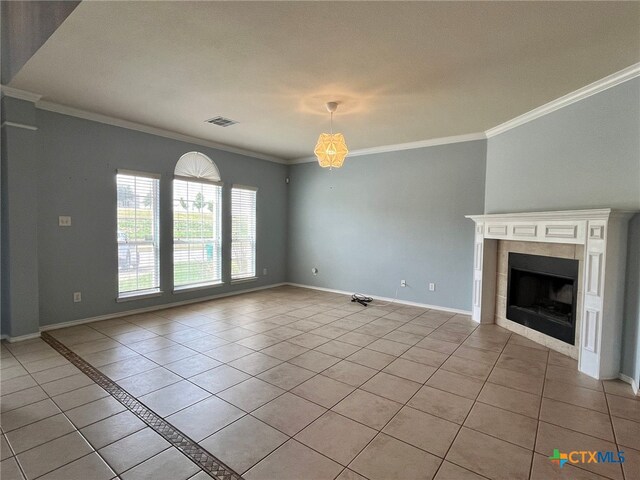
[205,116,238,127]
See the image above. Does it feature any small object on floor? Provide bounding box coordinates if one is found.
[352,293,373,307]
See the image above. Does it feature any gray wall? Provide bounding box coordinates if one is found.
[287,141,487,311]
[20,109,287,331]
[485,78,639,214]
[1,98,40,337]
[2,78,638,388]
[624,217,640,388]
[1,125,5,336]
[485,78,640,385]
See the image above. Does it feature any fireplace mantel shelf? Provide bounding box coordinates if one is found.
[466,209,636,246]
[466,208,636,222]
[466,208,637,381]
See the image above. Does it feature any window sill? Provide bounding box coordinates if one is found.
[230,277,258,285]
[173,282,224,294]
[116,289,163,303]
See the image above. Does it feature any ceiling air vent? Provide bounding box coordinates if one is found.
[205,116,238,127]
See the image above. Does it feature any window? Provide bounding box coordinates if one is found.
[173,152,223,290]
[231,185,257,280]
[116,171,160,298]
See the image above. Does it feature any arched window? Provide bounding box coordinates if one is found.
[174,151,221,182]
[173,152,223,290]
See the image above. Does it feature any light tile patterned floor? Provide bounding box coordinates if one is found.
[1,285,638,479]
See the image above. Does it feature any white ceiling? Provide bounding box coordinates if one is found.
[9,1,640,161]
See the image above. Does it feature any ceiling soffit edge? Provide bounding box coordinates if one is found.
[3,62,639,165]
[290,132,488,164]
[35,100,288,164]
[485,62,640,138]
[1,85,42,102]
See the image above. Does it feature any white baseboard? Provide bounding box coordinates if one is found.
[619,373,640,396]
[2,332,42,343]
[4,282,637,395]
[285,282,472,315]
[4,281,474,342]
[37,282,286,333]
[5,280,636,397]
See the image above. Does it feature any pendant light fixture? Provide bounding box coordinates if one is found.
[314,102,348,169]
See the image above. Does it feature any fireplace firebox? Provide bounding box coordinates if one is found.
[507,252,578,345]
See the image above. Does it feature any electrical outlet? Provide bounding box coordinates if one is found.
[59,216,72,227]
[400,280,407,287]
[263,268,268,276]
[429,283,436,292]
[73,292,82,303]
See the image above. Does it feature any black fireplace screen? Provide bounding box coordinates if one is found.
[507,252,579,345]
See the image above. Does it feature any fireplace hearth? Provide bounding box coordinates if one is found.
[507,252,578,344]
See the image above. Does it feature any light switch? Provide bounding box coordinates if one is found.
[59,216,72,227]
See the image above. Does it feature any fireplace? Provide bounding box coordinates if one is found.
[466,209,636,380]
[507,252,578,345]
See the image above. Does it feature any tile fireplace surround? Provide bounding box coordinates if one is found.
[466,209,636,381]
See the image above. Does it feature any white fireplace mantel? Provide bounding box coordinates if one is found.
[466,209,636,380]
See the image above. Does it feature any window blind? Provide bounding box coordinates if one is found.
[173,179,222,288]
[116,172,160,296]
[231,186,257,280]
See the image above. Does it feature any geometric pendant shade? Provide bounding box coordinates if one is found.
[314,133,349,168]
[314,102,348,169]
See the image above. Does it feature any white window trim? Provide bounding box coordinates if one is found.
[231,185,257,281]
[116,169,161,179]
[116,289,163,302]
[116,171,161,299]
[230,277,258,285]
[232,184,258,191]
[172,177,223,289]
[173,281,225,294]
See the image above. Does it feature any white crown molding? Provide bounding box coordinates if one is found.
[0,85,42,103]
[290,132,487,164]
[4,63,638,162]
[36,100,288,165]
[486,62,640,138]
[1,121,38,131]
[286,282,471,315]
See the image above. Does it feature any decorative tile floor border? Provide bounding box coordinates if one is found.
[41,332,243,480]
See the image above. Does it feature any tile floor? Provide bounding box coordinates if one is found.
[1,286,638,480]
